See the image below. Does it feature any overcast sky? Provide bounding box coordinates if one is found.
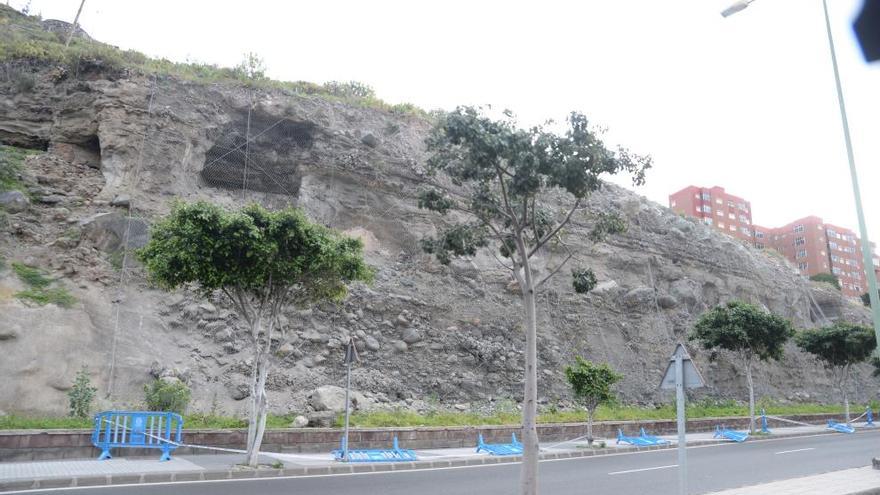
[14,0,880,247]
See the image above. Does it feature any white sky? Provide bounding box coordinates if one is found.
[14,0,880,246]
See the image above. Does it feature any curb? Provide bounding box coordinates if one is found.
[0,428,868,493]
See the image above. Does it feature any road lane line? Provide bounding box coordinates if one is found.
[608,464,677,475]
[775,448,815,455]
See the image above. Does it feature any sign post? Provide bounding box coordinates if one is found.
[342,337,358,462]
[660,344,704,495]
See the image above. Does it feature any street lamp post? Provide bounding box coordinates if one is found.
[722,0,880,347]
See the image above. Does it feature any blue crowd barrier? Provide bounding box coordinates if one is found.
[332,436,418,462]
[867,407,875,427]
[92,411,183,461]
[476,433,523,456]
[826,420,855,434]
[616,428,668,447]
[713,426,748,443]
[761,409,770,434]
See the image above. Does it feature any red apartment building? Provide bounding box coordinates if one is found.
[669,186,879,299]
[668,186,753,243]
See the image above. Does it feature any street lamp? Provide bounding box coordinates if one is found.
[721,0,880,346]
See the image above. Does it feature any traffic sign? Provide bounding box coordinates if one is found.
[659,344,704,390]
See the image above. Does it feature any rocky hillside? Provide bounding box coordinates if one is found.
[0,5,875,420]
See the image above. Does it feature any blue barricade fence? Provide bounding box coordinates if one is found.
[92,411,183,461]
[827,420,855,434]
[714,426,748,443]
[761,409,770,434]
[332,436,418,462]
[867,407,874,427]
[616,428,668,447]
[476,433,523,456]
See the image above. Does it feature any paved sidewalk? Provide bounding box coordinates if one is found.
[704,466,880,495]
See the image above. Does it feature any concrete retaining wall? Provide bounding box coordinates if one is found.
[0,413,840,462]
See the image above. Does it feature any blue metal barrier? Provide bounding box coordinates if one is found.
[92,411,183,461]
[867,407,874,427]
[713,426,748,443]
[826,420,855,434]
[638,428,670,445]
[617,429,658,447]
[476,433,523,456]
[761,409,770,434]
[332,437,418,462]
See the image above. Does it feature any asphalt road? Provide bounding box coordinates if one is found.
[21,431,880,495]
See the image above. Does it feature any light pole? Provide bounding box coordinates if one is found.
[721,0,880,347]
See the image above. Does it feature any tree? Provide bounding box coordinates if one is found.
[810,273,841,290]
[795,322,876,421]
[68,366,96,419]
[235,52,267,81]
[139,201,372,466]
[144,379,192,415]
[689,301,794,433]
[564,357,621,445]
[861,291,879,307]
[417,107,649,494]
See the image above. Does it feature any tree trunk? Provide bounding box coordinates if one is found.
[518,253,539,495]
[587,409,594,446]
[245,351,270,466]
[745,358,755,434]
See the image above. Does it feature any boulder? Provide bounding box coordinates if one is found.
[364,336,380,351]
[110,194,131,207]
[392,340,408,353]
[79,212,150,252]
[657,294,679,309]
[0,190,29,213]
[290,415,309,428]
[401,327,422,344]
[622,286,655,310]
[309,385,369,412]
[361,133,379,148]
[229,382,250,401]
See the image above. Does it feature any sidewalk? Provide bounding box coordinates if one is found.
[0,422,874,492]
[704,466,880,495]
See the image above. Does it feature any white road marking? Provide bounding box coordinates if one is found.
[775,448,815,455]
[608,464,677,475]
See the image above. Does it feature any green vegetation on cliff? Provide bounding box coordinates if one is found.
[0,4,423,116]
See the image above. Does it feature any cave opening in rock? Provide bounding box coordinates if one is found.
[200,116,315,196]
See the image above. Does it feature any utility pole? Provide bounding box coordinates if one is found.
[65,0,86,48]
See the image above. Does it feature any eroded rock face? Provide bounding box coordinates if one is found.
[0,60,876,417]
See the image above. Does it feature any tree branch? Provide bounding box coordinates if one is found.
[535,250,575,290]
[528,198,580,257]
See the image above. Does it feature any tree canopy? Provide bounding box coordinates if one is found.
[795,322,876,368]
[690,301,794,360]
[810,273,841,291]
[564,357,622,410]
[139,201,372,306]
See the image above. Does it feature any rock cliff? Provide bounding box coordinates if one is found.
[0,6,875,418]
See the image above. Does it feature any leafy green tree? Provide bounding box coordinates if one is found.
[690,301,795,433]
[564,357,621,445]
[68,366,97,419]
[144,379,192,415]
[796,322,876,421]
[234,52,266,81]
[810,273,841,290]
[417,107,649,494]
[139,201,372,466]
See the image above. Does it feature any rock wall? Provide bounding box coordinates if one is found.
[0,60,876,419]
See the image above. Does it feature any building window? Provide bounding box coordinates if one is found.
[739,215,749,223]
[755,231,765,239]
[718,222,725,229]
[703,218,713,225]
[738,203,746,210]
[728,212,735,219]
[717,210,724,216]
[671,200,677,207]
[741,227,750,235]
[701,193,711,201]
[793,225,805,233]
[702,205,712,213]
[831,255,840,263]
[832,266,842,275]
[795,237,805,246]
[756,242,764,249]
[729,225,737,231]
[715,198,723,205]
[827,228,837,237]
[797,250,807,259]
[798,262,808,271]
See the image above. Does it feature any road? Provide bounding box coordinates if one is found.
[20,431,880,495]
